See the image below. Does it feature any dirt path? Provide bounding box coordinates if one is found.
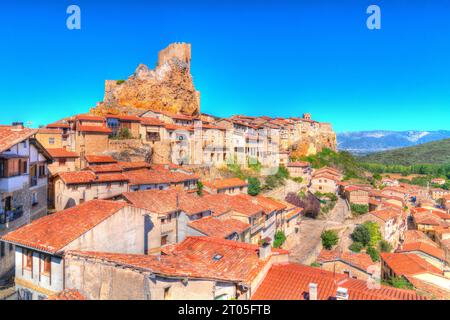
[288,197,353,264]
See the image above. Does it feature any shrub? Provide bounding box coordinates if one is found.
[247,177,261,196]
[264,175,279,190]
[118,127,132,139]
[196,181,204,196]
[378,240,393,253]
[350,203,369,216]
[273,231,287,248]
[116,80,125,85]
[366,246,380,262]
[351,225,371,247]
[291,176,303,183]
[321,230,339,250]
[385,276,414,290]
[363,221,382,247]
[349,242,364,253]
[310,262,321,268]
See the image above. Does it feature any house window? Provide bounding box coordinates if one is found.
[58,158,66,166]
[9,243,13,251]
[106,183,112,189]
[43,256,51,274]
[31,192,38,206]
[161,235,168,246]
[48,137,55,145]
[0,242,4,257]
[25,250,33,269]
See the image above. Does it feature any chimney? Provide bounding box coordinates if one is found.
[12,122,24,130]
[336,287,349,300]
[309,283,318,300]
[258,240,271,260]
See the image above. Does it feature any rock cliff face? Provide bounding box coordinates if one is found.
[91,42,200,116]
[290,123,337,157]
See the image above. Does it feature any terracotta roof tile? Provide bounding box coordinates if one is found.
[252,263,424,300]
[84,155,117,164]
[46,148,79,159]
[0,126,37,153]
[77,125,112,134]
[139,117,165,126]
[58,171,128,184]
[46,122,70,129]
[75,114,105,122]
[47,289,86,300]
[316,249,374,272]
[287,161,310,167]
[105,114,140,122]
[202,178,248,191]
[188,216,250,238]
[1,200,127,253]
[202,194,263,217]
[117,161,151,171]
[397,242,445,261]
[368,208,402,222]
[380,253,443,277]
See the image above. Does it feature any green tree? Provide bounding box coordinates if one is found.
[310,262,321,268]
[264,175,279,190]
[378,240,393,253]
[384,276,414,290]
[366,246,380,262]
[349,242,364,253]
[247,177,261,196]
[118,127,132,139]
[351,225,371,246]
[363,221,382,247]
[196,181,204,196]
[321,230,339,250]
[273,230,287,248]
[350,203,369,216]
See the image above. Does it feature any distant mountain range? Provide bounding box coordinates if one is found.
[337,130,450,155]
[358,138,450,166]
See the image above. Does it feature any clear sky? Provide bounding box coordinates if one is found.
[1,0,449,132]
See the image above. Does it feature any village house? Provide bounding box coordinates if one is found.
[105,114,141,138]
[411,208,450,239]
[363,207,406,248]
[381,178,399,187]
[202,177,248,195]
[35,128,64,150]
[1,200,150,299]
[46,148,79,175]
[431,178,447,186]
[120,189,212,252]
[315,249,376,281]
[396,242,447,269]
[0,125,51,282]
[430,188,450,201]
[286,161,311,181]
[380,252,450,299]
[344,185,371,206]
[84,154,117,166]
[187,216,251,242]
[53,171,128,211]
[310,172,340,194]
[62,237,289,300]
[251,262,424,300]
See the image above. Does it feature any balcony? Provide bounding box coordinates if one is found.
[0,175,29,193]
[0,206,24,225]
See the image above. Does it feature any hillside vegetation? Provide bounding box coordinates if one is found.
[359,138,450,166]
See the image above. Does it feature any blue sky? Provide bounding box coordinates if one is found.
[0,0,449,132]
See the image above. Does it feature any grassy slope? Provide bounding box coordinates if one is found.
[359,138,450,165]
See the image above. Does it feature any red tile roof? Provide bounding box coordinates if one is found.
[46,148,79,159]
[202,177,248,191]
[0,126,37,153]
[84,155,117,164]
[117,161,151,171]
[316,249,374,272]
[57,171,128,184]
[46,122,70,129]
[188,216,250,238]
[202,193,263,217]
[139,117,165,126]
[380,253,443,277]
[403,230,437,246]
[123,168,197,186]
[37,128,62,134]
[252,263,424,300]
[1,200,127,253]
[397,242,445,261]
[368,207,402,222]
[285,207,303,220]
[77,125,112,134]
[287,161,310,167]
[75,114,105,122]
[86,164,123,173]
[104,114,140,122]
[122,189,210,216]
[67,236,287,284]
[47,289,86,300]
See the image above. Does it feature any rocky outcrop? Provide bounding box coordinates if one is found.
[290,123,337,157]
[91,42,200,116]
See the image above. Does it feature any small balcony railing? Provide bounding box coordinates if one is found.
[0,206,24,225]
[30,176,38,187]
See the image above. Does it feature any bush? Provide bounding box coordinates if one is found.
[116,80,125,85]
[273,231,287,248]
[310,262,321,268]
[378,240,393,253]
[196,181,204,196]
[349,242,364,253]
[291,176,303,183]
[247,177,261,196]
[351,225,371,246]
[321,230,339,250]
[384,276,414,290]
[264,175,279,190]
[350,203,369,216]
[366,246,380,262]
[363,221,382,247]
